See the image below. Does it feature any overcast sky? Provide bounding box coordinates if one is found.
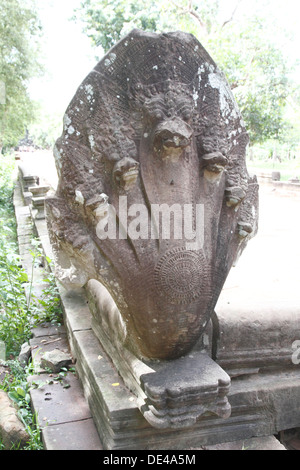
[29,0,300,118]
[29,0,98,115]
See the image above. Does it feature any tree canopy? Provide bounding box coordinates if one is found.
[0,0,43,150]
[75,0,298,147]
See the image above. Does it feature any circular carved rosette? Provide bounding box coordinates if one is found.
[154,248,209,305]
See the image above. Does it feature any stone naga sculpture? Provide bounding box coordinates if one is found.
[46,30,258,429]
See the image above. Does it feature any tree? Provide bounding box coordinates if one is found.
[205,15,290,145]
[0,0,43,151]
[74,0,293,146]
[74,0,177,54]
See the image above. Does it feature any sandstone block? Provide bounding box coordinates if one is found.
[0,390,29,449]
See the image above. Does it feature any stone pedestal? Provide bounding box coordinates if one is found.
[18,163,39,192]
[215,300,300,377]
[86,279,231,431]
[71,312,300,450]
[29,185,50,220]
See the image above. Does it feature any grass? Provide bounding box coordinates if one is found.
[0,151,63,450]
[247,141,300,181]
[247,158,300,181]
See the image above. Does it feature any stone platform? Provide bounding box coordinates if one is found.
[57,283,300,450]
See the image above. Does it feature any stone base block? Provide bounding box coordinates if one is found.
[215,299,300,377]
[71,324,300,450]
[54,281,300,450]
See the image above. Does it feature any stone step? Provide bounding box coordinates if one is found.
[28,325,103,450]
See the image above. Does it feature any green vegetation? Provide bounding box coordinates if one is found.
[0,0,43,151]
[0,238,63,357]
[0,153,62,357]
[0,153,62,450]
[1,0,299,162]
[75,0,300,154]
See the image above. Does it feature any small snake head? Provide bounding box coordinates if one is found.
[113,157,140,190]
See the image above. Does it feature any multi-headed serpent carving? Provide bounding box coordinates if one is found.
[46,30,258,365]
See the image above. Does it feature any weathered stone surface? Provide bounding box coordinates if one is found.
[28,372,103,450]
[71,322,300,450]
[0,390,29,449]
[289,176,300,183]
[31,196,46,219]
[29,333,69,373]
[22,155,299,449]
[86,278,231,429]
[32,322,66,338]
[58,285,92,333]
[214,301,300,377]
[23,191,33,206]
[140,352,231,428]
[28,373,93,427]
[18,341,31,367]
[42,419,103,450]
[46,29,258,363]
[203,436,286,450]
[40,348,73,373]
[280,428,300,450]
[18,162,39,194]
[28,185,50,197]
[272,171,281,181]
[0,364,9,384]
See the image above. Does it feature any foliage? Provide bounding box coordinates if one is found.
[0,242,35,356]
[208,15,290,145]
[0,152,17,236]
[29,240,63,326]
[0,0,43,150]
[75,0,173,53]
[0,153,63,450]
[75,0,221,53]
[281,85,300,151]
[0,238,63,357]
[28,107,63,149]
[74,0,297,147]
[0,153,62,358]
